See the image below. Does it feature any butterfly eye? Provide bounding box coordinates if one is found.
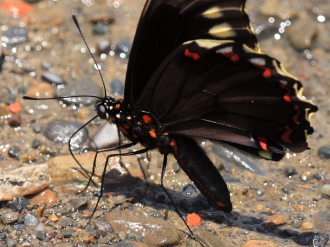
[97,104,107,119]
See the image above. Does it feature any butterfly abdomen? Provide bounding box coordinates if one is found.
[171,135,232,212]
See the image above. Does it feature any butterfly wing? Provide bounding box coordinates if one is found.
[134,40,317,161]
[125,0,258,106]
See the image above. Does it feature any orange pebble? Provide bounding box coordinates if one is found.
[0,1,33,16]
[8,102,22,113]
[187,213,203,227]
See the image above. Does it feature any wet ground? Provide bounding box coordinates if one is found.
[0,0,329,246]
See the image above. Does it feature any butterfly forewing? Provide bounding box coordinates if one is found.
[125,0,258,105]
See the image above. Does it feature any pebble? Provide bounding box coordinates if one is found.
[317,145,330,159]
[20,153,37,162]
[32,138,42,149]
[2,27,29,45]
[28,189,58,207]
[104,210,183,246]
[0,1,33,16]
[115,39,132,58]
[56,78,102,106]
[0,163,51,201]
[320,184,330,198]
[287,12,318,50]
[301,170,315,181]
[213,144,267,175]
[244,240,277,247]
[24,213,39,227]
[93,22,110,35]
[41,72,67,86]
[33,125,43,133]
[263,214,287,226]
[43,120,88,150]
[111,79,124,96]
[8,196,30,212]
[302,221,314,230]
[89,123,121,150]
[97,39,112,55]
[8,145,21,159]
[284,167,297,177]
[8,113,21,127]
[0,212,19,224]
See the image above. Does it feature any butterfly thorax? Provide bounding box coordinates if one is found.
[97,97,172,153]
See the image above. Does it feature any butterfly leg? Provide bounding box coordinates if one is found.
[159,154,205,247]
[88,148,150,222]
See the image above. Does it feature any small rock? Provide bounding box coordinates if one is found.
[32,138,42,149]
[8,113,21,127]
[8,145,21,159]
[2,27,29,45]
[244,240,277,247]
[0,1,33,16]
[0,164,51,201]
[104,210,183,246]
[264,214,287,226]
[320,184,330,198]
[24,213,39,227]
[89,123,121,150]
[43,120,88,150]
[28,189,58,207]
[318,145,330,159]
[115,39,132,58]
[284,167,297,177]
[301,171,315,181]
[41,72,66,86]
[0,212,19,224]
[20,153,37,162]
[33,125,43,133]
[301,221,314,230]
[97,39,112,55]
[93,22,110,35]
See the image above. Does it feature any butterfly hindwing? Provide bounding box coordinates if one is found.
[135,40,317,161]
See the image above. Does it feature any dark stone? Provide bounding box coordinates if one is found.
[97,40,111,55]
[284,166,297,177]
[115,39,132,58]
[32,138,41,149]
[8,146,21,159]
[2,27,29,45]
[43,120,88,150]
[33,125,43,133]
[41,72,66,86]
[318,145,330,159]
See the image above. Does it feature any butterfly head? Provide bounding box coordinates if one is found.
[96,96,116,120]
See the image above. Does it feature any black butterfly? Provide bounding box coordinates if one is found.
[25,0,317,216]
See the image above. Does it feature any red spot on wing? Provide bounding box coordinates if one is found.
[187,213,203,227]
[258,136,269,151]
[142,115,153,124]
[281,125,293,143]
[280,82,293,102]
[263,68,272,78]
[184,49,201,60]
[217,201,227,207]
[220,52,240,62]
[292,106,301,124]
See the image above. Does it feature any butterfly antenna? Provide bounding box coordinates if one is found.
[72,15,107,98]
